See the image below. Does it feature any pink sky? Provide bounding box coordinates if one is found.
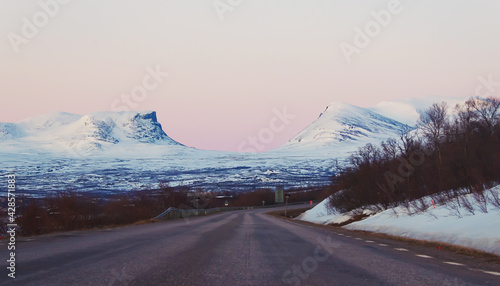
[1,0,500,151]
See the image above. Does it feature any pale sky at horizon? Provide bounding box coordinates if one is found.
[1,0,500,152]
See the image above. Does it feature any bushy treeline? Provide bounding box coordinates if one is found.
[16,183,199,236]
[330,96,500,212]
[14,183,326,236]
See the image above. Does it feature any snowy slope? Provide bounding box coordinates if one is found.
[297,187,500,255]
[0,123,25,140]
[276,102,409,159]
[295,197,357,225]
[2,111,182,156]
[15,111,179,144]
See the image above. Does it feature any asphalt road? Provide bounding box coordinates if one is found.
[1,206,499,285]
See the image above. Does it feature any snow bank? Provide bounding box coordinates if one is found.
[298,186,500,255]
[296,198,348,224]
[296,196,375,225]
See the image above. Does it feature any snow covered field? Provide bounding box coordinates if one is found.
[0,96,468,196]
[0,100,410,196]
[297,186,500,255]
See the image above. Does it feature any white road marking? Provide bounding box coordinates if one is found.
[468,268,500,276]
[365,240,374,243]
[395,248,409,252]
[378,244,388,247]
[415,254,433,258]
[443,261,465,266]
[355,238,363,240]
[480,270,500,276]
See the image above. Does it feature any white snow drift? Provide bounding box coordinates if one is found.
[298,186,500,255]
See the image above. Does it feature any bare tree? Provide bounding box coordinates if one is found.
[417,102,449,191]
[398,126,417,157]
[417,102,449,147]
[470,96,500,136]
[453,99,479,192]
[381,138,399,161]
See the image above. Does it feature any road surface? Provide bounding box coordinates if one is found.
[1,206,499,285]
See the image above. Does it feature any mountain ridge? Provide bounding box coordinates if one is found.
[0,97,466,194]
[279,101,410,152]
[1,97,469,155]
[0,111,182,156]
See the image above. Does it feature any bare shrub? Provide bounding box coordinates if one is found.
[325,197,339,215]
[489,188,500,210]
[460,195,475,215]
[409,198,428,214]
[445,200,462,218]
[390,207,398,216]
[416,197,429,212]
[426,211,438,220]
[17,199,52,236]
[473,191,488,213]
[432,192,448,206]
[401,199,414,216]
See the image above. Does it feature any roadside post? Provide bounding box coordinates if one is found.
[284,193,291,217]
[195,196,200,210]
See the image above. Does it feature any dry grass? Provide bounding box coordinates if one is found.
[267,207,312,219]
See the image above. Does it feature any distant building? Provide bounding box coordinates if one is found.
[275,189,284,203]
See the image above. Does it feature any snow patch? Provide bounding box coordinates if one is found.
[298,186,500,255]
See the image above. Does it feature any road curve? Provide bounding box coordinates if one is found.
[1,206,499,285]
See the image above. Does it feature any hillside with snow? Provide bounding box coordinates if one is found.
[0,111,182,157]
[297,187,500,255]
[278,102,409,157]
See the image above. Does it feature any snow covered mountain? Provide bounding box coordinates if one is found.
[0,123,24,140]
[1,111,182,156]
[278,102,409,155]
[0,97,463,196]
